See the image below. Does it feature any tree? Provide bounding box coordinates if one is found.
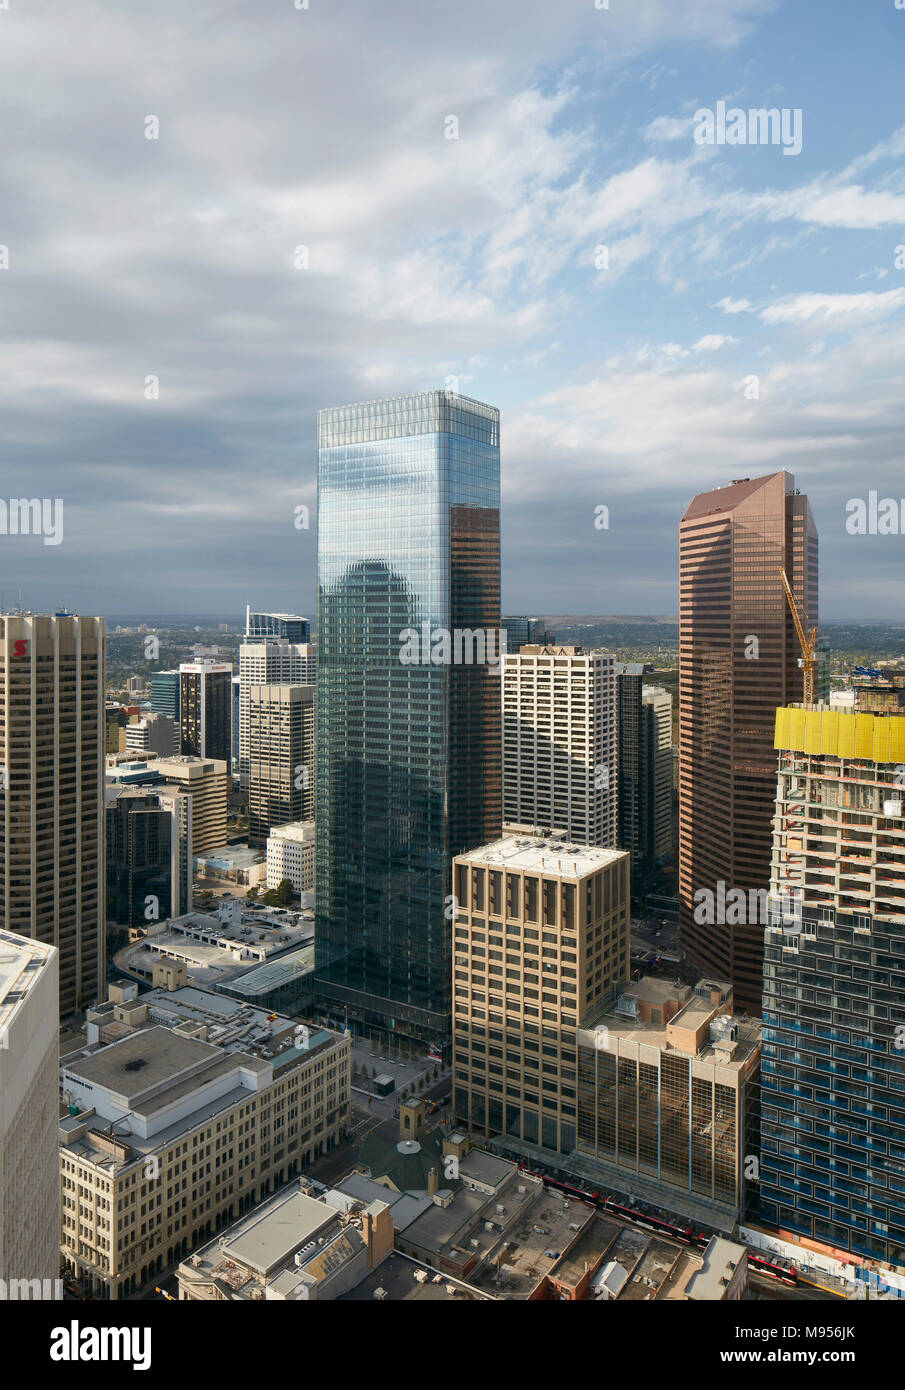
[275,877,293,907]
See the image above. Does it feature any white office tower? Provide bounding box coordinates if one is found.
[0,932,59,1289]
[502,644,618,847]
[239,619,316,789]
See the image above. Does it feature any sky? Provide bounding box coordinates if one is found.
[1,0,905,619]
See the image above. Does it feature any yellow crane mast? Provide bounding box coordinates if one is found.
[780,567,819,708]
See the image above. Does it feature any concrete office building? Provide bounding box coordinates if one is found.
[247,684,315,847]
[179,660,232,765]
[238,611,315,788]
[266,821,316,895]
[679,472,818,1014]
[451,835,630,1156]
[0,932,59,1289]
[502,646,618,848]
[59,985,351,1299]
[576,977,761,1231]
[0,611,105,1014]
[153,754,227,859]
[761,706,905,1268]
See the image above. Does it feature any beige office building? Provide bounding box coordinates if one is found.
[247,684,315,847]
[452,835,630,1155]
[0,611,105,1014]
[0,932,60,1289]
[153,754,227,859]
[59,984,351,1299]
[502,646,618,847]
[575,977,761,1230]
[238,640,315,788]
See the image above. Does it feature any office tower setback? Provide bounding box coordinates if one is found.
[761,706,905,1267]
[678,472,817,1014]
[179,660,232,764]
[238,630,316,788]
[0,611,105,1014]
[246,683,315,847]
[503,645,617,847]
[315,390,501,1050]
[0,932,59,1288]
[452,836,630,1155]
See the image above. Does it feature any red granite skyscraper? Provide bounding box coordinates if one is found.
[678,472,818,1014]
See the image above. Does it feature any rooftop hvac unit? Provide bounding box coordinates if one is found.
[496,1204,506,1214]
[413,1269,428,1283]
[373,1287,387,1300]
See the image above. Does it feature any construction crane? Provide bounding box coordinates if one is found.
[780,568,819,707]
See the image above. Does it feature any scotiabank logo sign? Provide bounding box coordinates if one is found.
[12,639,27,658]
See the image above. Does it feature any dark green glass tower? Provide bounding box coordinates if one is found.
[314,391,501,1051]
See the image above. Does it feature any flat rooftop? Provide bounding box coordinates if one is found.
[0,930,56,1034]
[223,1190,337,1278]
[457,835,628,879]
[472,1188,595,1297]
[267,821,315,844]
[579,1001,761,1071]
[338,1251,490,1302]
[62,1025,227,1106]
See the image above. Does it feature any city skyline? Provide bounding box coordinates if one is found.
[2,2,905,618]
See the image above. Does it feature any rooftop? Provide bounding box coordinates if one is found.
[337,1251,491,1302]
[0,931,56,1037]
[472,1187,595,1298]
[456,835,628,879]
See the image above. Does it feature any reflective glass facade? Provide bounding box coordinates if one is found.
[315,391,501,1046]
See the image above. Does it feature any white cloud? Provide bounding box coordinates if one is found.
[715,296,753,314]
[692,334,737,351]
[760,290,905,326]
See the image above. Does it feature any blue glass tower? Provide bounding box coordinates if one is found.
[315,391,501,1049]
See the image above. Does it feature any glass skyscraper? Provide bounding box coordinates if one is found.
[315,390,501,1051]
[762,705,905,1268]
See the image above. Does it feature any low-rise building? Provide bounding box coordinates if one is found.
[59,985,350,1299]
[177,1183,394,1301]
[266,821,315,897]
[575,977,761,1231]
